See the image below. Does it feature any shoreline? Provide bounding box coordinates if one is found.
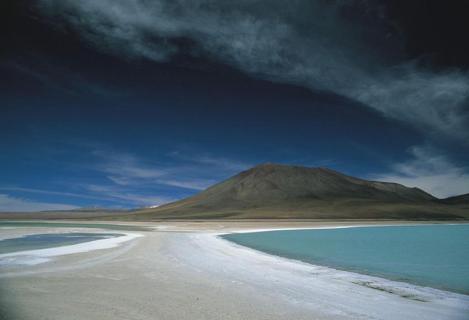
[213,232,466,298]
[169,227,469,319]
[215,224,469,296]
[1,220,468,320]
[216,221,469,234]
[0,230,143,266]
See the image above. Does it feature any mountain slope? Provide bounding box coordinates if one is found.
[440,193,469,205]
[132,163,467,220]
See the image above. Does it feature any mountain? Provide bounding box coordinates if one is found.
[131,163,468,220]
[440,193,469,205]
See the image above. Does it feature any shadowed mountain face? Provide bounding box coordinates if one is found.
[133,164,468,220]
[441,194,469,205]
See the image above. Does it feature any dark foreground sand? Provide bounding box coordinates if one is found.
[1,220,468,320]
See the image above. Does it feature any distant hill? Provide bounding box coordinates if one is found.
[131,163,468,220]
[0,208,130,220]
[440,193,469,205]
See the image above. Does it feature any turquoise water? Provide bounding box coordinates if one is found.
[223,225,469,294]
[0,233,122,254]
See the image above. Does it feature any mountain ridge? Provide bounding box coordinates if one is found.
[1,163,466,220]
[132,163,467,220]
[440,193,469,205]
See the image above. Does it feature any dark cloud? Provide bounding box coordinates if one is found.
[37,0,469,140]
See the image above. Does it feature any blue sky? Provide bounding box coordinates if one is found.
[1,1,469,211]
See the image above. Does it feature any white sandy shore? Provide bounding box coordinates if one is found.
[1,221,468,320]
[203,232,469,319]
[0,231,143,266]
[219,222,469,234]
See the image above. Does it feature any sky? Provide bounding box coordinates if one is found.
[1,0,469,211]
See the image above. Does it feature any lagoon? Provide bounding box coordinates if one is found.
[223,224,469,294]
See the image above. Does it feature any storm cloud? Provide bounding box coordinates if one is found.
[38,0,469,139]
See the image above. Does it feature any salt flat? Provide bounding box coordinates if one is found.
[1,221,468,320]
